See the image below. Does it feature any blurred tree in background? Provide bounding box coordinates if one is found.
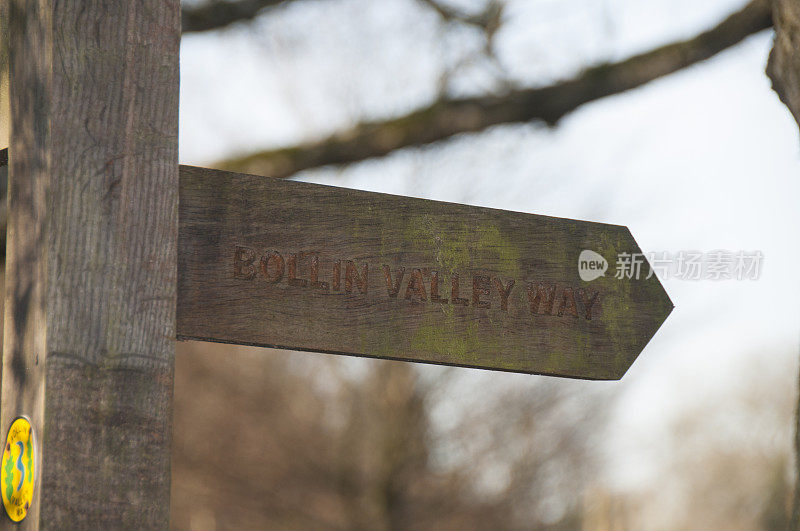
[3,0,800,529]
[180,0,772,178]
[171,342,609,529]
[170,339,795,530]
[168,0,800,528]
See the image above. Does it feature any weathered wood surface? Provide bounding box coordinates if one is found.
[2,1,179,528]
[178,166,672,380]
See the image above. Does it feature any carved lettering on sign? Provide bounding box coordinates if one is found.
[578,289,600,320]
[472,274,491,309]
[430,270,448,304]
[527,283,556,315]
[345,261,368,294]
[333,260,341,291]
[557,287,579,318]
[310,253,329,291]
[233,245,256,279]
[451,274,469,306]
[405,269,427,302]
[231,246,602,321]
[493,277,515,311]
[287,253,307,287]
[260,250,285,283]
[383,266,405,299]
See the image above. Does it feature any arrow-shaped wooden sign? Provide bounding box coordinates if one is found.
[177,165,672,380]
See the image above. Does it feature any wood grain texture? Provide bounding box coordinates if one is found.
[2,1,179,528]
[178,166,672,380]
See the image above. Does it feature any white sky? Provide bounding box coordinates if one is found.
[179,0,800,501]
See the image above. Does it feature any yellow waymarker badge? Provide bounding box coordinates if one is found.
[1,418,35,522]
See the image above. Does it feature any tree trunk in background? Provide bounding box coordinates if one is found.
[768,0,800,131]
[767,0,800,525]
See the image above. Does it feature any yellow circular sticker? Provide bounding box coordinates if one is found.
[1,418,35,522]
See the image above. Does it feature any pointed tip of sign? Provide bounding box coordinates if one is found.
[609,228,674,381]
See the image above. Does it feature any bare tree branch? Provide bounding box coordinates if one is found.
[0,0,774,180]
[417,0,503,35]
[182,0,301,34]
[216,0,772,178]
[181,0,503,35]
[422,0,507,93]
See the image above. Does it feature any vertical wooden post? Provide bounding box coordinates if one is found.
[2,0,179,528]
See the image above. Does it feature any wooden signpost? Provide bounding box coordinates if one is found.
[0,0,672,528]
